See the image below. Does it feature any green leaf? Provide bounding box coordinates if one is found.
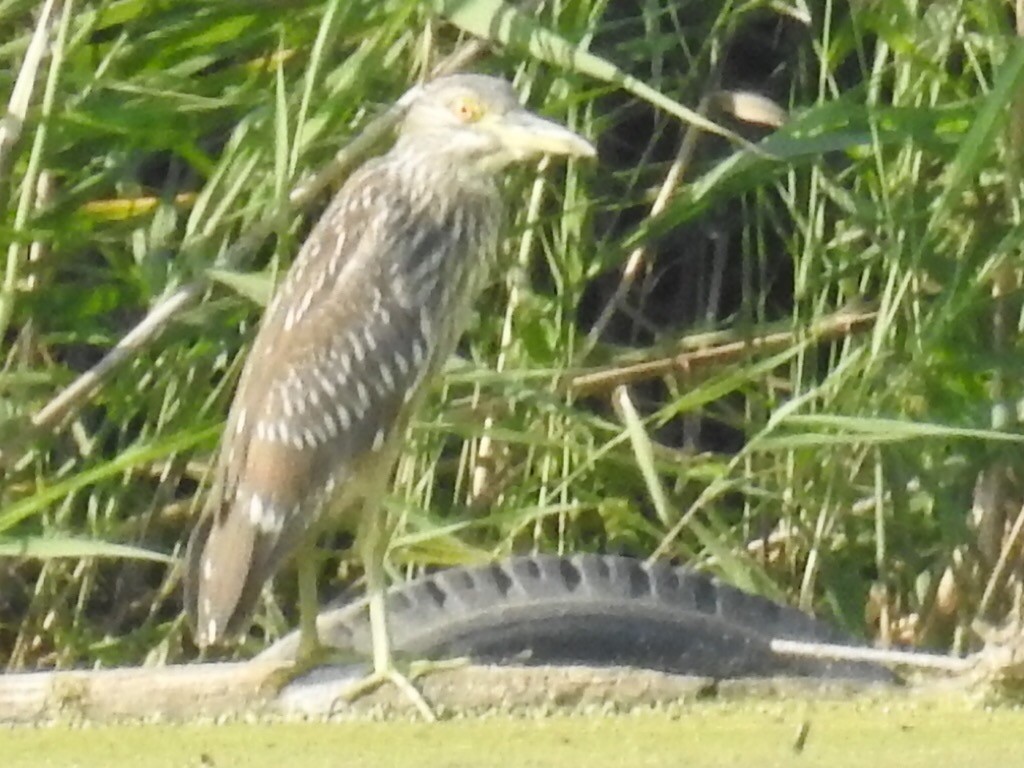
[0,536,173,563]
[206,267,274,306]
[0,426,219,534]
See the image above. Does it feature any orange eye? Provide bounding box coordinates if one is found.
[452,96,484,123]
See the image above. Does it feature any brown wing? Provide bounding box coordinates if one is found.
[184,158,495,645]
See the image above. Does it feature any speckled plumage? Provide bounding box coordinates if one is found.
[184,73,595,651]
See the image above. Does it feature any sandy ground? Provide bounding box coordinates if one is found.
[0,661,884,724]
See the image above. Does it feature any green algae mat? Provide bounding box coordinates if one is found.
[2,699,1021,768]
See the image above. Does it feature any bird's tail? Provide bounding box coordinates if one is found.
[183,499,261,647]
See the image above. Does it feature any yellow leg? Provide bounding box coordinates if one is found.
[260,542,332,694]
[335,509,437,720]
[296,546,323,661]
[266,515,463,714]
[361,509,398,672]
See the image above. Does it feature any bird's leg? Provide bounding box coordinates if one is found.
[296,549,323,660]
[260,541,342,694]
[334,508,438,721]
[289,541,365,669]
[365,531,393,673]
[263,540,368,694]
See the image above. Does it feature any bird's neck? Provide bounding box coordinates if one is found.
[389,136,502,192]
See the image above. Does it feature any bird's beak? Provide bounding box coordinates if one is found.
[490,109,597,160]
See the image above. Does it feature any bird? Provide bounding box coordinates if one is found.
[183,73,596,710]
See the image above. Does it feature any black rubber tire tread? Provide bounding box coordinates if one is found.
[258,554,890,681]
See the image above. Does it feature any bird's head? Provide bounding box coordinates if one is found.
[397,73,596,171]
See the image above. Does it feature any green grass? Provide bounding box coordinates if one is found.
[3,0,1024,672]
[3,700,1024,768]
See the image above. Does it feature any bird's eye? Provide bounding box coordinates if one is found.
[452,95,485,123]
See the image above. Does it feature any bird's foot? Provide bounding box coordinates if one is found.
[260,643,364,695]
[408,655,470,679]
[335,656,470,721]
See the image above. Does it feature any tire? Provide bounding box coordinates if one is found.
[257,553,890,681]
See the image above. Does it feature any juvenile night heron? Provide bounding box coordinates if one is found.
[183,73,595,710]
